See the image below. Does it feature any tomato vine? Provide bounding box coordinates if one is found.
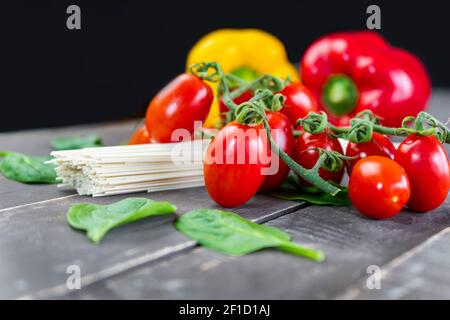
[190,61,450,197]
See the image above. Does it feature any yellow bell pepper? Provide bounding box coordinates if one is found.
[187,29,299,127]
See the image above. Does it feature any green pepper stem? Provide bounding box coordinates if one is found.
[322,74,359,116]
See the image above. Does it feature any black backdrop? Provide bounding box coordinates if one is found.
[1,0,449,131]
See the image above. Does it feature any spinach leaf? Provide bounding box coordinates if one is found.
[175,209,325,262]
[67,197,177,243]
[51,134,102,150]
[270,188,350,206]
[0,151,57,184]
[269,173,350,206]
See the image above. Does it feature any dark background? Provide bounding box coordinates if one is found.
[1,0,449,132]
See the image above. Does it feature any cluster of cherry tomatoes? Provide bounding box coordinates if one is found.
[212,89,450,219]
[206,82,323,207]
[129,69,450,220]
[349,134,450,219]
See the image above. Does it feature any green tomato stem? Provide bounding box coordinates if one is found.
[221,75,258,112]
[293,130,302,137]
[261,115,341,196]
[329,122,449,143]
[223,75,287,112]
[298,110,450,145]
[224,74,247,87]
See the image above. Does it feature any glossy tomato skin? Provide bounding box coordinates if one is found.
[204,121,269,208]
[146,74,213,143]
[349,156,411,219]
[279,83,318,126]
[301,32,431,127]
[219,90,253,116]
[395,135,450,213]
[345,133,396,174]
[128,125,150,145]
[293,130,344,186]
[260,112,294,191]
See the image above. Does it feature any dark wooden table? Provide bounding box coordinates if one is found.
[1,90,450,300]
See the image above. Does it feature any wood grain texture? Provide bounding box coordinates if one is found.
[0,91,449,300]
[0,120,139,155]
[336,227,450,300]
[0,120,138,209]
[63,200,450,299]
[0,187,304,299]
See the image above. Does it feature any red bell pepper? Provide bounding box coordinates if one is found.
[301,31,431,127]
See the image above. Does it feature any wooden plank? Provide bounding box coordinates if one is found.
[0,177,77,211]
[336,227,450,300]
[62,200,450,299]
[0,187,304,299]
[0,120,139,155]
[0,120,138,209]
[0,90,449,300]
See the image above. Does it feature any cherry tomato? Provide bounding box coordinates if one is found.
[279,82,318,126]
[146,74,213,143]
[219,90,253,122]
[204,121,269,208]
[345,132,396,173]
[395,135,450,212]
[128,125,150,145]
[349,156,411,219]
[260,112,294,191]
[293,130,344,186]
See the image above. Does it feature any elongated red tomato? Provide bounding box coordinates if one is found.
[293,130,344,186]
[146,74,213,143]
[260,112,294,191]
[129,125,150,145]
[204,121,269,208]
[345,133,396,173]
[279,82,318,126]
[349,156,410,219]
[395,135,450,213]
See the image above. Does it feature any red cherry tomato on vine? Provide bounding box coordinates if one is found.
[219,90,253,119]
[204,121,270,208]
[395,135,450,213]
[146,74,213,143]
[345,132,396,173]
[349,156,411,220]
[279,82,318,126]
[293,130,344,186]
[219,83,318,127]
[129,125,150,145]
[260,111,294,191]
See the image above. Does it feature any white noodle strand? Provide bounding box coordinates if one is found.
[50,140,209,197]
